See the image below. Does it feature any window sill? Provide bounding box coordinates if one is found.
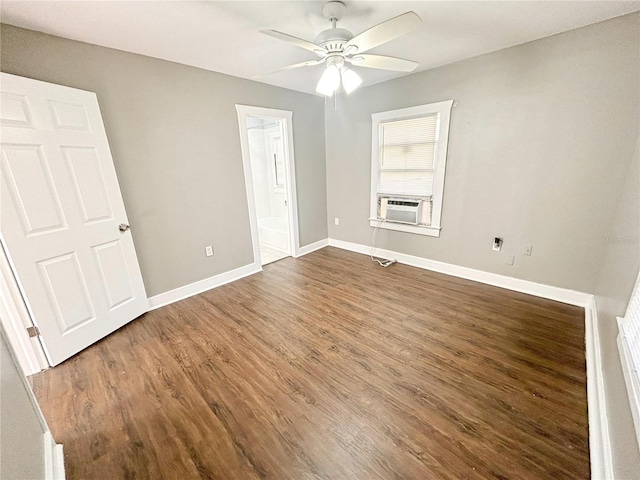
[369,219,441,237]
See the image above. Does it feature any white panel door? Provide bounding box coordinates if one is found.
[0,73,148,366]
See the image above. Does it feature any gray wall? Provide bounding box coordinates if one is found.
[325,12,640,475]
[325,13,639,295]
[2,13,639,476]
[0,24,328,297]
[0,328,46,479]
[594,137,640,478]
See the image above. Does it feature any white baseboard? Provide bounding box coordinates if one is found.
[147,262,262,310]
[328,238,592,307]
[296,238,329,257]
[44,431,65,480]
[586,298,614,479]
[147,238,329,312]
[144,237,608,475]
[328,238,610,474]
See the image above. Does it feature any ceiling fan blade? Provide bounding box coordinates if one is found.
[260,30,325,56]
[347,54,418,72]
[252,59,324,79]
[344,12,422,54]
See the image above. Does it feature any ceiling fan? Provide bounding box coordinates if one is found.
[257,1,422,96]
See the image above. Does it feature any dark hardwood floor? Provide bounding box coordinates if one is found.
[31,247,589,479]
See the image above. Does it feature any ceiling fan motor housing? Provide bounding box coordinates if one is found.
[315,28,354,53]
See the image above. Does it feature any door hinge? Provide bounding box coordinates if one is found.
[27,326,40,337]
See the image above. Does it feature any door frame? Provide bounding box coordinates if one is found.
[0,238,49,374]
[0,324,65,478]
[235,105,300,264]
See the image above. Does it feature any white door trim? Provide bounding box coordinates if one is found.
[235,105,300,263]
[0,239,49,374]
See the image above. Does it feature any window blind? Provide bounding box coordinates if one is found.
[378,114,438,197]
[618,271,640,446]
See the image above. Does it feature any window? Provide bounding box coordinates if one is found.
[370,100,453,236]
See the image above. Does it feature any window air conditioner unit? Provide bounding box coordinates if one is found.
[380,197,422,225]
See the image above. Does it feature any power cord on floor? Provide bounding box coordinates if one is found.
[370,219,397,268]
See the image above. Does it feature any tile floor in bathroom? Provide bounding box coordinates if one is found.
[260,244,289,265]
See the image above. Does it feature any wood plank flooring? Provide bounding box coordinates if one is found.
[31,247,589,479]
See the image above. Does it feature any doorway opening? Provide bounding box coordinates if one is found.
[236,106,299,267]
[247,117,290,264]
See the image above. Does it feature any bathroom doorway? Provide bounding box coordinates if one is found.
[236,106,300,267]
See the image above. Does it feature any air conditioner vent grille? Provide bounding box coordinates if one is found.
[380,196,423,225]
[388,199,420,207]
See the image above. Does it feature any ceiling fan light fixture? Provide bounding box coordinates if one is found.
[341,67,362,94]
[316,64,341,96]
[260,3,422,96]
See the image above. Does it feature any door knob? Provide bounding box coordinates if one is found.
[119,223,130,232]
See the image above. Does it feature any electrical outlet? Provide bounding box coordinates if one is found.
[522,244,533,256]
[334,217,340,226]
[504,255,515,266]
[492,237,503,252]
[205,245,214,257]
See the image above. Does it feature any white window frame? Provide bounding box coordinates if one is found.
[369,100,454,237]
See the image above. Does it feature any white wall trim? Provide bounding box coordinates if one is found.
[44,431,65,480]
[147,238,329,311]
[586,298,614,479]
[296,239,329,257]
[368,219,441,237]
[328,238,592,307]
[326,239,611,474]
[147,238,328,311]
[147,262,261,311]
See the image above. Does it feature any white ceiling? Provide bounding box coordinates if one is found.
[2,1,639,96]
